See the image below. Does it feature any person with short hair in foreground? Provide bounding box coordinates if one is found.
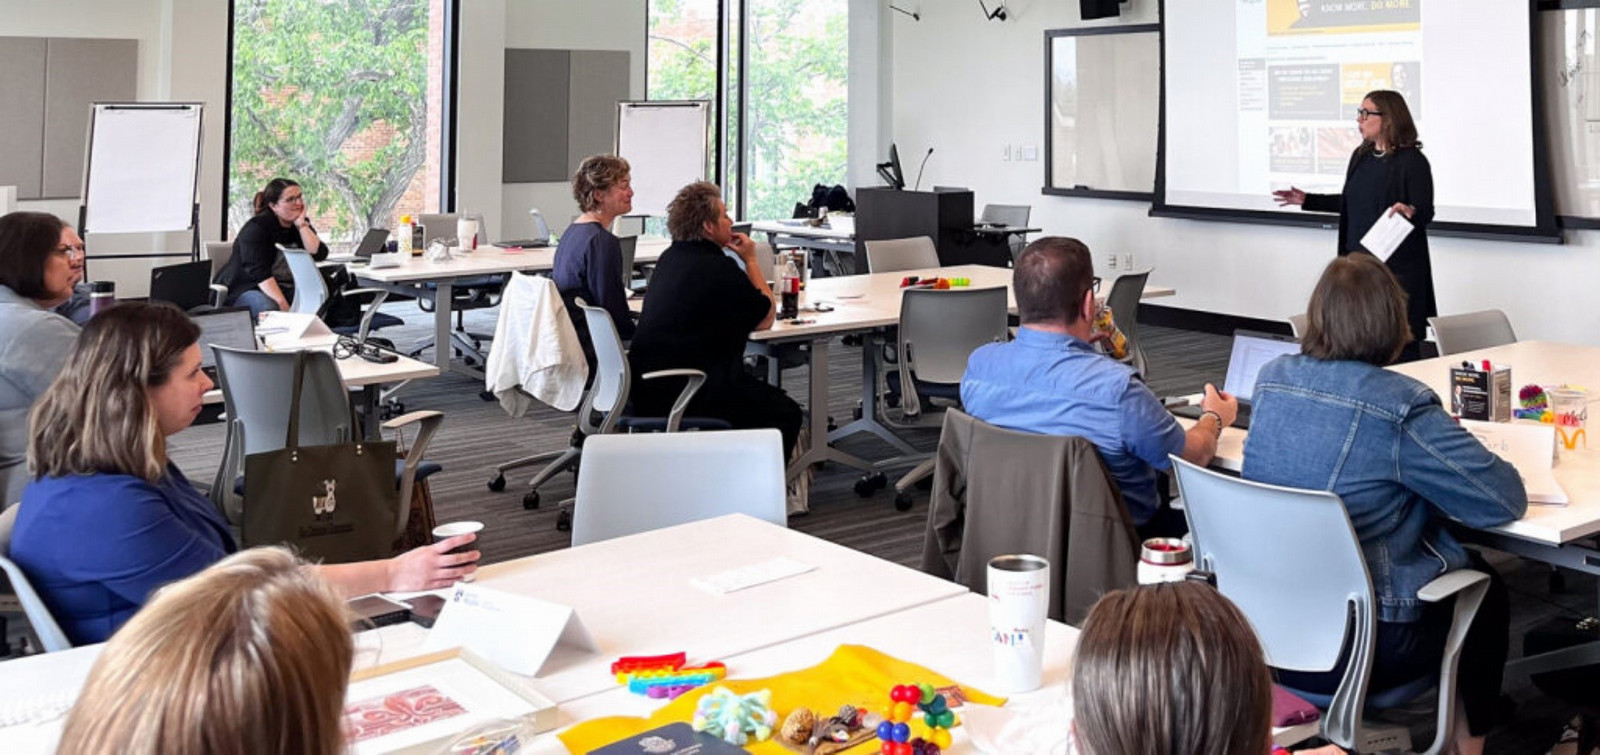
[1072,581,1342,755]
[960,236,1236,539]
[1243,254,1525,755]
[0,211,83,505]
[11,301,477,645]
[58,547,353,755]
[626,181,802,456]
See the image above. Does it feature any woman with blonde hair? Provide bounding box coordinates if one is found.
[554,155,637,371]
[59,547,353,755]
[11,301,477,645]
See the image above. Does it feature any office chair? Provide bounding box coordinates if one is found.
[205,240,233,307]
[864,236,940,274]
[1171,456,1489,754]
[1103,269,1151,378]
[279,246,404,343]
[409,213,504,368]
[1428,310,1516,356]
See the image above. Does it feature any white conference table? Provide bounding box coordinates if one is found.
[350,237,670,378]
[199,333,438,440]
[749,264,1173,480]
[1190,341,1600,675]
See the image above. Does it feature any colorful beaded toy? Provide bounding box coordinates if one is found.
[876,683,955,755]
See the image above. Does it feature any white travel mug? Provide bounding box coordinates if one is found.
[1136,537,1195,585]
[456,217,479,251]
[987,554,1049,693]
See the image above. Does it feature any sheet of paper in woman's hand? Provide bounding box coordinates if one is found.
[1359,211,1413,262]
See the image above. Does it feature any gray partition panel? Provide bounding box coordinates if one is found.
[503,48,571,183]
[42,38,137,199]
[0,38,47,199]
[567,50,630,174]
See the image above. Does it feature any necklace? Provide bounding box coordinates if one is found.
[1373,147,1388,157]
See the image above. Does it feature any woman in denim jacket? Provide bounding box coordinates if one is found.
[1243,254,1526,754]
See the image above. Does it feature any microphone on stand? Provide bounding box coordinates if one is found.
[913,148,935,191]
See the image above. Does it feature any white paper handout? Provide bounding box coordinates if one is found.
[422,583,598,676]
[1358,210,1414,262]
[1460,419,1567,505]
[690,557,816,595]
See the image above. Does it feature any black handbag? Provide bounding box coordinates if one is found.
[241,351,399,563]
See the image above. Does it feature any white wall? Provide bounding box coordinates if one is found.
[0,0,227,296]
[891,1,1600,345]
[457,0,647,240]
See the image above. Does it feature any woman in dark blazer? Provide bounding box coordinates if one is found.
[1274,90,1435,361]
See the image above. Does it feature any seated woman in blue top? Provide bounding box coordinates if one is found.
[11,302,479,646]
[215,177,330,317]
[553,155,637,372]
[1242,254,1526,755]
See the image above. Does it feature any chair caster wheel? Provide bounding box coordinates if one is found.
[827,416,838,432]
[854,473,887,498]
[894,491,915,511]
[523,490,541,510]
[556,510,573,532]
[463,356,479,368]
[479,391,496,402]
[487,474,506,492]
[852,405,863,421]
[380,401,405,420]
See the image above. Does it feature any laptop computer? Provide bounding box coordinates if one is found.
[496,209,552,248]
[192,308,259,383]
[149,260,215,312]
[352,228,390,258]
[1170,330,1301,429]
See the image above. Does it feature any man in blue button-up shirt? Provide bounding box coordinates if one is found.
[960,237,1237,536]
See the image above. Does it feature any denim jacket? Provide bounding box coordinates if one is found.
[1241,355,1527,623]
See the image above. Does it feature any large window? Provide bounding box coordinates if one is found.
[226,0,452,242]
[648,0,847,221]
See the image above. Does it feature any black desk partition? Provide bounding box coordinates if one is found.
[855,188,1011,268]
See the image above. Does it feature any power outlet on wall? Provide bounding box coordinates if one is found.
[1003,145,1012,162]
[1106,253,1118,271]
[1123,253,1134,270]
[1022,145,1039,161]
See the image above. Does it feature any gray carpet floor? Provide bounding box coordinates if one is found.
[12,301,1597,752]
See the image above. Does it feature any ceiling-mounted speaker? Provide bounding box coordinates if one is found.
[1081,0,1121,20]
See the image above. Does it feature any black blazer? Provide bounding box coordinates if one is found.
[1303,146,1436,342]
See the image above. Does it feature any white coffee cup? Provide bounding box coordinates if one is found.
[456,217,479,251]
[988,554,1050,693]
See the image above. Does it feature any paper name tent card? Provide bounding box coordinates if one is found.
[256,311,335,347]
[422,583,598,676]
[345,647,557,754]
[1358,210,1413,262]
[1460,419,1567,505]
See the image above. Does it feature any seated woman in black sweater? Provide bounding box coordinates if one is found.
[627,181,802,457]
[217,177,329,317]
[553,155,636,372]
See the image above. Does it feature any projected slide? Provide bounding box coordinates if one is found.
[1163,0,1542,230]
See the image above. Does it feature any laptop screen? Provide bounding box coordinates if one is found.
[1222,330,1301,402]
[192,309,258,369]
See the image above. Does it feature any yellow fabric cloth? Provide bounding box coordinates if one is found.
[560,644,1005,754]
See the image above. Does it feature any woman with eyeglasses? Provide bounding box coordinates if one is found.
[216,177,330,317]
[0,211,84,505]
[1273,89,1435,362]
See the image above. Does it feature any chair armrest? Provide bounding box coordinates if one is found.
[353,289,391,341]
[382,410,445,432]
[1416,569,1488,602]
[384,410,444,539]
[641,368,708,433]
[209,283,229,308]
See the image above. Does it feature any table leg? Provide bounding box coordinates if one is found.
[785,337,877,481]
[826,332,918,456]
[360,385,383,441]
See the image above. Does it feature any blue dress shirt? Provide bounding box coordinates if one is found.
[11,464,236,645]
[961,327,1185,524]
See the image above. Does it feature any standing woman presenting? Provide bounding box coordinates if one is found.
[1274,90,1434,361]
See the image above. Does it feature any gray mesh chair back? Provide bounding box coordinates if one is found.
[1428,309,1516,356]
[618,235,639,290]
[417,213,457,247]
[1170,456,1486,754]
[280,246,328,316]
[979,204,1030,226]
[865,236,939,273]
[580,305,632,433]
[0,555,71,652]
[1171,456,1376,746]
[1104,269,1150,377]
[572,429,786,546]
[755,241,777,282]
[205,241,233,279]
[900,287,1009,386]
[211,347,353,522]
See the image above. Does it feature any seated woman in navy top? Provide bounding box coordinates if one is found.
[1242,255,1526,755]
[552,155,637,372]
[11,302,479,646]
[215,177,330,317]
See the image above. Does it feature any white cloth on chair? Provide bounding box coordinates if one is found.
[486,272,588,413]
